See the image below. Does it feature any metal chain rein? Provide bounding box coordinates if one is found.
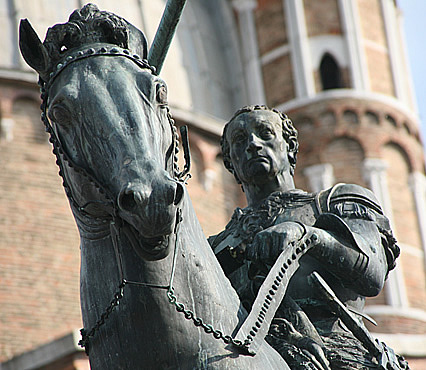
[78,207,249,355]
[166,289,249,350]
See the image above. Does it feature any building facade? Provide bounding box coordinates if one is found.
[1,0,425,369]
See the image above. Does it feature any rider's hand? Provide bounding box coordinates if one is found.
[270,318,331,370]
[247,222,306,265]
[298,337,331,370]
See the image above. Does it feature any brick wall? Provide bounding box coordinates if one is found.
[182,130,243,237]
[366,315,426,335]
[357,0,388,46]
[255,0,287,55]
[366,48,395,96]
[322,136,366,186]
[404,358,426,370]
[0,93,81,361]
[383,144,422,248]
[262,54,295,107]
[304,0,342,37]
[357,0,397,97]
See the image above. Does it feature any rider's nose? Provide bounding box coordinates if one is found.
[246,135,262,154]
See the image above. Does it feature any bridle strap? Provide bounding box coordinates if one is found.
[40,43,193,353]
[108,208,182,291]
[177,125,191,181]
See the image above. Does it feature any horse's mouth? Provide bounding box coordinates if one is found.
[121,220,172,261]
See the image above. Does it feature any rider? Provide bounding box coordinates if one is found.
[209,105,405,369]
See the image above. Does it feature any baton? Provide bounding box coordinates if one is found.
[148,0,187,75]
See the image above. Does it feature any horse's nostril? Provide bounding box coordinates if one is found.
[118,187,145,212]
[174,182,184,206]
[119,192,137,212]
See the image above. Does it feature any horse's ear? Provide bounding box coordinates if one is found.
[19,19,50,75]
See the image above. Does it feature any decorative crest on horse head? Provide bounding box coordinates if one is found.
[20,3,148,84]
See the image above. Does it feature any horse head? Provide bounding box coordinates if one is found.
[19,4,185,261]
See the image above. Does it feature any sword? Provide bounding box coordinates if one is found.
[309,271,407,370]
[148,0,187,75]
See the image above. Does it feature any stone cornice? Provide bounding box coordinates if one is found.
[169,104,225,138]
[276,89,420,128]
[0,67,38,85]
[371,333,426,357]
[364,305,426,323]
[1,329,83,370]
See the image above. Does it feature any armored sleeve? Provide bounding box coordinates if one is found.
[311,183,399,296]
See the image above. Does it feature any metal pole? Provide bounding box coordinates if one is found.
[147,0,187,75]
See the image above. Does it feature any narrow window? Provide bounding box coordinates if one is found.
[320,53,342,90]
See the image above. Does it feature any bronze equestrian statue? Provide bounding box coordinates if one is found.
[19,3,409,369]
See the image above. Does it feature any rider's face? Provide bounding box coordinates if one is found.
[226,110,290,185]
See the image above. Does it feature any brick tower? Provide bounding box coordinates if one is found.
[1,1,425,369]
[240,0,425,366]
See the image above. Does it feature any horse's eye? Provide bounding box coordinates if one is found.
[156,85,168,105]
[48,104,71,125]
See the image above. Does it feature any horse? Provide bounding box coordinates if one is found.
[19,4,293,369]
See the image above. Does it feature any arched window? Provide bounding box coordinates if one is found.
[320,53,343,90]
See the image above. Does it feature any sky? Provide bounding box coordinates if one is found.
[397,1,426,140]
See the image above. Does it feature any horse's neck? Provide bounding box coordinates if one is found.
[175,193,243,310]
[78,196,291,369]
[78,191,245,331]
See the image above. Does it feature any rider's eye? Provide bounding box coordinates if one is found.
[260,128,274,139]
[48,104,71,125]
[156,85,168,106]
[232,132,246,143]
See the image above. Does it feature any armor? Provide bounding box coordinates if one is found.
[209,183,405,369]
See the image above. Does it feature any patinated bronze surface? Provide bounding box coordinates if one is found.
[210,105,409,369]
[18,4,291,370]
[19,2,410,369]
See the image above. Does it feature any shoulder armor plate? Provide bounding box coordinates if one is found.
[316,183,383,215]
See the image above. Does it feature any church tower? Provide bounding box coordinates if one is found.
[231,0,426,364]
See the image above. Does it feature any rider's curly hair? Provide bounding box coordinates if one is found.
[221,105,299,184]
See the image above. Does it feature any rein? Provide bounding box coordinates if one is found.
[77,207,183,354]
